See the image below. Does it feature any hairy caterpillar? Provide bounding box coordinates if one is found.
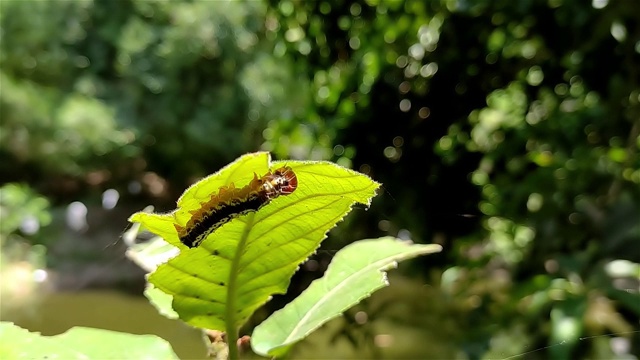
[175,166,298,248]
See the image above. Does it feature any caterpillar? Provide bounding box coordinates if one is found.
[175,166,298,248]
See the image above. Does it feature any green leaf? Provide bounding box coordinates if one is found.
[144,284,179,320]
[0,322,178,359]
[129,152,380,332]
[251,237,442,357]
[124,210,180,319]
[124,221,179,273]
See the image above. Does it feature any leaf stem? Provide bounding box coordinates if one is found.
[227,331,239,360]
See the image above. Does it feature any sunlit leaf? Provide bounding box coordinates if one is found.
[124,213,179,274]
[144,284,179,320]
[0,322,178,360]
[129,152,380,331]
[251,237,442,357]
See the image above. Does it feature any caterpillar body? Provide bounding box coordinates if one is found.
[175,166,297,248]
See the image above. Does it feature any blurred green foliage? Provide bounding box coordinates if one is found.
[266,0,639,358]
[0,0,306,189]
[0,183,51,238]
[1,0,638,358]
[0,183,49,317]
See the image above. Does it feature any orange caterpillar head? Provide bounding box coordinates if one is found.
[263,166,297,198]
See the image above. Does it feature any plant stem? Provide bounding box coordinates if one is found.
[226,329,239,360]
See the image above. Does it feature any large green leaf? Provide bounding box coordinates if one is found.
[129,152,380,332]
[250,237,442,357]
[0,322,178,359]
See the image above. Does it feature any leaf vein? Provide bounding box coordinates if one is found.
[249,196,344,247]
[237,201,344,272]
[237,212,347,296]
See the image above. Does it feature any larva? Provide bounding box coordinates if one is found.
[175,166,298,248]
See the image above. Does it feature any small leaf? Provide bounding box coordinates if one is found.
[251,237,442,357]
[129,152,380,332]
[144,283,179,319]
[0,322,178,359]
[124,210,181,318]
[126,234,179,273]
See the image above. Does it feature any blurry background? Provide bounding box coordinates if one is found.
[1,0,639,359]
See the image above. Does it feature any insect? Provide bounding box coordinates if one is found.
[175,166,298,248]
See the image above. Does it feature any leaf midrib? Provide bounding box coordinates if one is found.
[226,211,257,334]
